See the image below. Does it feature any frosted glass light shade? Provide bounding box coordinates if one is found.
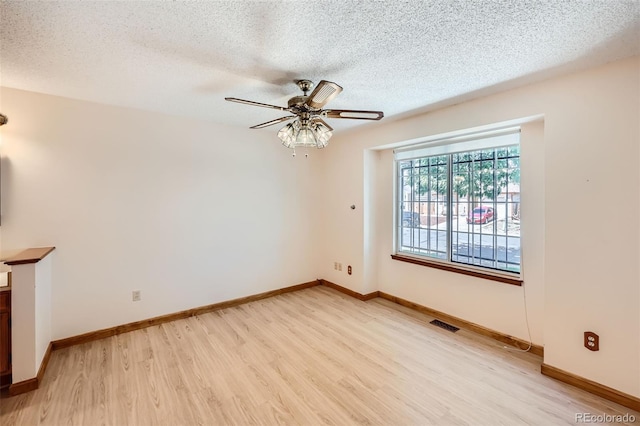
[277,118,333,149]
[277,122,298,148]
[297,127,316,147]
[313,121,332,148]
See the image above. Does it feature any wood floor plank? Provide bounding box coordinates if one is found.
[1,286,638,425]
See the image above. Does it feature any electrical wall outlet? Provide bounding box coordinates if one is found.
[584,331,599,351]
[132,290,141,302]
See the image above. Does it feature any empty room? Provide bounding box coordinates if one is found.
[0,1,639,425]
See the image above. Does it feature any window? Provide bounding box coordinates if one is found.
[395,129,521,277]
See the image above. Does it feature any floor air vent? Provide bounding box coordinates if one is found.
[430,319,460,333]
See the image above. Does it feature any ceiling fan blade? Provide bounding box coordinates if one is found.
[311,117,333,131]
[325,109,384,120]
[250,116,297,129]
[225,97,289,111]
[306,80,343,109]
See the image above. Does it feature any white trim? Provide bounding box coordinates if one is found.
[394,127,520,161]
[372,114,543,151]
[392,159,399,254]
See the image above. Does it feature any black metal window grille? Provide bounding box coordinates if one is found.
[397,145,521,274]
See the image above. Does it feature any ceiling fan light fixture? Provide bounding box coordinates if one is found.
[312,121,332,148]
[277,121,298,148]
[296,126,317,148]
[277,119,333,150]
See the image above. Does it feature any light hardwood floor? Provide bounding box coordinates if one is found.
[1,286,638,425]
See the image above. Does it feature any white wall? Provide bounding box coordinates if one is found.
[0,88,321,340]
[542,57,639,397]
[319,56,640,397]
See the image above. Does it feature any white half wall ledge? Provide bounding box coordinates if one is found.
[3,247,56,266]
[6,246,55,391]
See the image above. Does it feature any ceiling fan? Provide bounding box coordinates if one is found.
[225,80,383,153]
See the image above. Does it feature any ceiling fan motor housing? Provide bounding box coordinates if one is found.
[288,96,309,109]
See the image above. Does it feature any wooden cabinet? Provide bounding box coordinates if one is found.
[0,288,11,387]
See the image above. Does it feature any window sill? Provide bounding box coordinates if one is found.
[390,254,523,286]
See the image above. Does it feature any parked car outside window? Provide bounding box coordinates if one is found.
[466,206,495,224]
[402,211,420,227]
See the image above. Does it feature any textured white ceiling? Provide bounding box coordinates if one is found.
[1,1,639,131]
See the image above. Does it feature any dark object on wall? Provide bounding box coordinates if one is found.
[0,114,7,126]
[0,286,11,388]
[584,331,599,351]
